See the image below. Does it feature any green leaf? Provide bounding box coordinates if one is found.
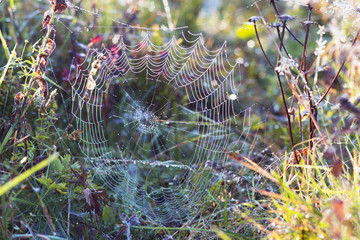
[52,158,64,172]
[60,154,71,171]
[102,205,115,224]
[37,176,68,194]
[37,176,53,188]
[71,161,80,170]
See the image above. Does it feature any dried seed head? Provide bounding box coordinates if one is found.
[269,21,282,28]
[45,89,58,109]
[301,20,317,26]
[269,0,280,5]
[248,16,262,23]
[277,14,296,22]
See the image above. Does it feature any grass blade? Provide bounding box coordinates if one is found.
[0,153,59,196]
[0,28,10,61]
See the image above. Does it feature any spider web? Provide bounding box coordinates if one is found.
[69,28,248,224]
[49,0,357,227]
[55,0,269,223]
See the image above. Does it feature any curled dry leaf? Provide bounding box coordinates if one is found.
[66,129,83,140]
[12,92,26,123]
[38,55,48,69]
[83,188,110,215]
[69,165,88,188]
[14,92,25,106]
[36,39,56,70]
[289,147,309,165]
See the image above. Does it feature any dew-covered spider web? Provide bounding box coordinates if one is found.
[69,25,249,225]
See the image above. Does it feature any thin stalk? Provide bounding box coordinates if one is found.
[275,71,298,163]
[254,23,274,69]
[276,24,290,58]
[299,5,316,150]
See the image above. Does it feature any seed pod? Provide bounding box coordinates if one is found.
[277,14,296,22]
[42,11,51,29]
[39,56,48,69]
[49,0,67,13]
[86,75,96,90]
[44,38,56,55]
[301,20,317,26]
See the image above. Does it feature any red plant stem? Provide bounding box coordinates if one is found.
[277,25,291,58]
[254,23,274,69]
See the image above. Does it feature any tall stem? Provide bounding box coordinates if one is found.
[299,5,316,150]
[254,22,298,163]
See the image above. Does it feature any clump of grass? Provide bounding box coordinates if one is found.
[231,135,360,239]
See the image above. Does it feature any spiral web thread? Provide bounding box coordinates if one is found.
[70,28,245,225]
